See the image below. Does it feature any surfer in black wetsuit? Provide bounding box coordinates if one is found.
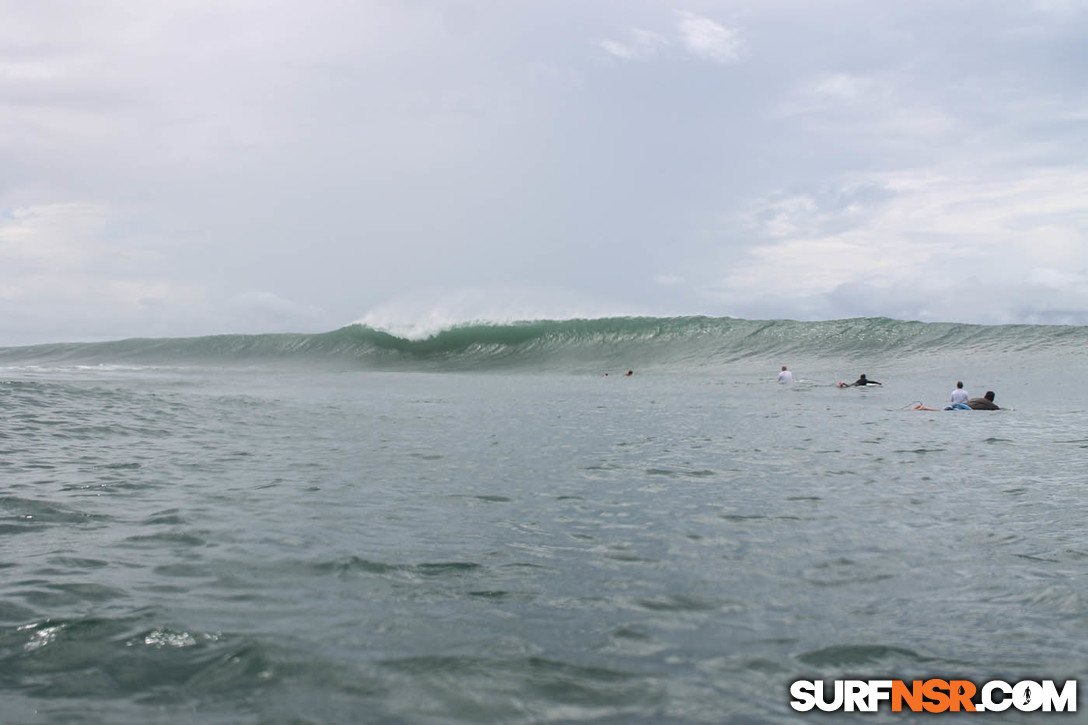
[840,374,881,387]
[967,391,999,410]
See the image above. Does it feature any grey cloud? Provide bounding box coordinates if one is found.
[1,1,1086,344]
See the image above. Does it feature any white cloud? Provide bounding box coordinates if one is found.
[0,202,115,269]
[675,11,743,64]
[0,202,209,340]
[599,29,668,61]
[710,168,1088,323]
[599,40,637,61]
[752,195,820,237]
[774,70,961,147]
[599,12,741,65]
[777,72,889,117]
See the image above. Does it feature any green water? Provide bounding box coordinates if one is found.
[1,320,1085,722]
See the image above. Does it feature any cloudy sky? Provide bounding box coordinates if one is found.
[1,0,1086,344]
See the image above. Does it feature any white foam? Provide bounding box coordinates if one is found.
[354,286,642,340]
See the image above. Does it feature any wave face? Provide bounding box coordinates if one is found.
[1,317,1085,371]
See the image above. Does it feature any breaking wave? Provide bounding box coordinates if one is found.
[0,317,1084,371]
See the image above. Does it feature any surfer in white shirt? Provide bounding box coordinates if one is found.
[950,381,969,405]
[778,365,793,383]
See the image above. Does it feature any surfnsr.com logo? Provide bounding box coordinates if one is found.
[790,679,1077,713]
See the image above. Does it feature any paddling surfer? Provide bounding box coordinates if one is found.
[838,374,881,388]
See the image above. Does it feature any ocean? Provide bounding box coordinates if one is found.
[1,316,1085,723]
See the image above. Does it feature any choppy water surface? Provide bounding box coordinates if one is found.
[1,326,1086,723]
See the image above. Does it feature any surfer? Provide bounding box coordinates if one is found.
[838,374,881,387]
[778,365,793,383]
[967,391,999,410]
[913,390,998,411]
[951,381,969,405]
[624,370,633,377]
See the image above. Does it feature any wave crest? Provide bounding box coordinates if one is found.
[1,317,1084,370]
